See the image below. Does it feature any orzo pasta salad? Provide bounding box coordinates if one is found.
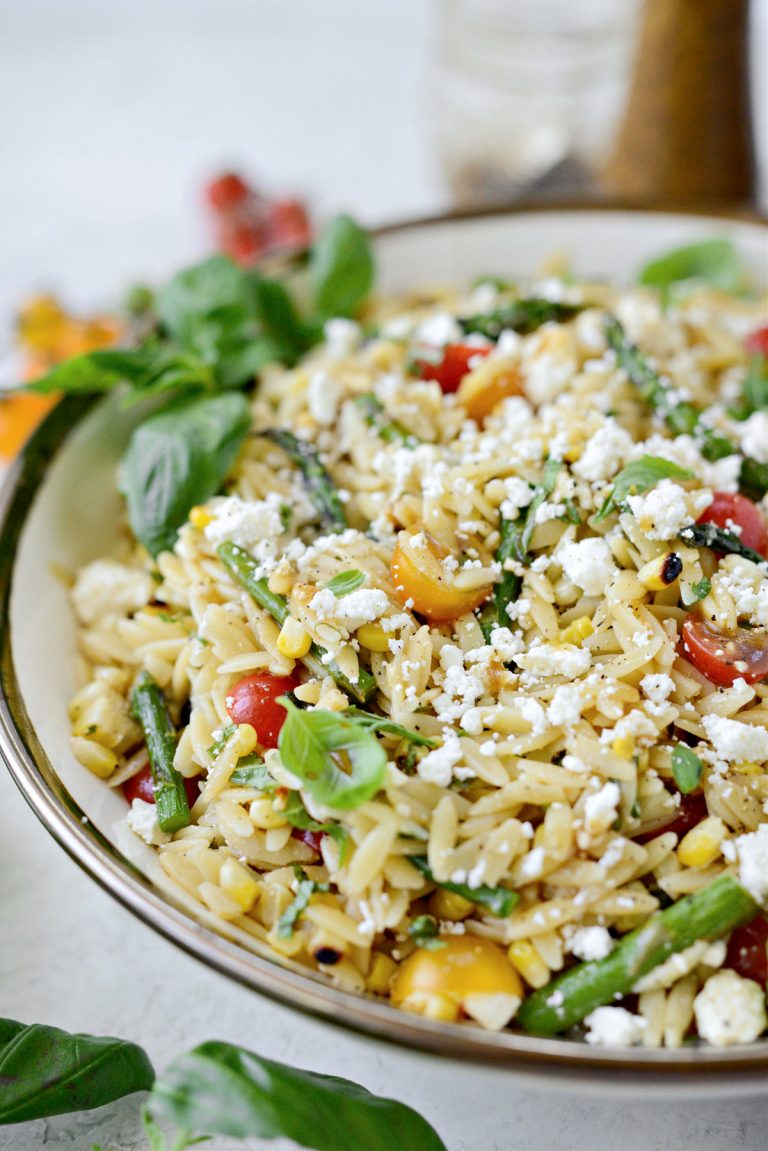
[49,226,768,1047]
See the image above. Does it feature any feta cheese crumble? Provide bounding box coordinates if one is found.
[693,970,767,1047]
[558,537,617,596]
[126,798,170,846]
[626,481,711,541]
[702,714,768,764]
[417,732,463,787]
[569,925,614,961]
[584,1006,646,1047]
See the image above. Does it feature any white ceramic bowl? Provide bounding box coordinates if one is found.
[1,208,767,1089]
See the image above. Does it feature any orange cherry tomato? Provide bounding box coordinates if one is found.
[0,392,58,460]
[458,366,524,423]
[696,492,768,558]
[681,617,768,686]
[411,343,491,394]
[225,672,301,748]
[391,526,492,622]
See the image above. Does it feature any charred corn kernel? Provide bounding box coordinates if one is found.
[677,816,727,868]
[637,552,683,591]
[70,737,118,779]
[236,722,258,755]
[219,856,260,912]
[189,505,213,530]
[366,953,398,994]
[732,762,762,777]
[429,888,474,921]
[356,622,391,653]
[399,992,461,1023]
[276,616,312,659]
[507,940,551,989]
[612,733,636,760]
[559,615,594,645]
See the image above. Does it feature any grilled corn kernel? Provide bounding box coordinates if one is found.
[236,722,258,755]
[428,888,474,921]
[507,940,551,989]
[219,856,260,912]
[677,816,727,868]
[559,615,595,645]
[70,737,118,779]
[356,622,390,652]
[637,552,683,591]
[189,505,213,530]
[612,733,636,760]
[367,953,398,994]
[276,616,312,659]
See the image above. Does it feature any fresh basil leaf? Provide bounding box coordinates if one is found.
[277,700,387,810]
[260,429,346,532]
[517,457,561,559]
[229,756,272,790]
[671,745,703,795]
[311,215,375,320]
[354,394,421,447]
[409,856,519,918]
[147,1039,447,1151]
[596,456,694,521]
[678,522,767,566]
[407,915,445,950]
[29,345,215,400]
[730,355,768,420]
[343,706,436,748]
[637,239,747,296]
[681,575,712,605]
[0,1018,154,1124]
[326,569,366,597]
[277,867,330,938]
[207,722,236,757]
[281,791,350,862]
[121,391,250,557]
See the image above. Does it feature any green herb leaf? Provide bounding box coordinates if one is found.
[280,792,350,862]
[678,522,768,566]
[681,575,712,605]
[409,856,519,918]
[28,345,215,400]
[207,723,236,757]
[277,867,330,938]
[121,391,250,557]
[596,456,694,522]
[730,355,768,420]
[228,756,272,790]
[311,215,375,320]
[354,394,420,447]
[407,915,445,950]
[0,1018,154,1124]
[326,570,366,597]
[343,706,437,748]
[637,239,747,297]
[260,428,347,532]
[671,745,704,794]
[147,1039,447,1151]
[278,701,387,810]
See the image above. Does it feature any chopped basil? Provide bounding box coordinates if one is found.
[344,706,437,748]
[228,756,272,790]
[595,456,694,522]
[637,239,748,299]
[671,745,704,794]
[681,575,712,605]
[277,700,387,810]
[407,915,445,950]
[276,866,330,938]
[409,856,518,918]
[325,570,366,597]
[207,722,237,757]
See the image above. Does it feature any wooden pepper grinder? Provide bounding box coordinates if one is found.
[603,0,757,208]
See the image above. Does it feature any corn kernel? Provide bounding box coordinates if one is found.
[612,733,636,760]
[637,552,683,591]
[356,622,390,653]
[276,616,312,659]
[732,762,762,776]
[70,737,118,779]
[507,940,551,989]
[429,888,474,921]
[559,615,595,645]
[401,992,461,1023]
[249,796,288,830]
[219,856,260,912]
[367,953,398,994]
[677,816,726,868]
[236,722,258,755]
[189,505,213,530]
[294,679,322,704]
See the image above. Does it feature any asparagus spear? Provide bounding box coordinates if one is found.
[516,874,756,1035]
[354,394,420,448]
[460,299,582,341]
[129,670,191,833]
[605,316,768,498]
[218,542,377,704]
[409,856,519,918]
[678,522,768,566]
[259,429,347,532]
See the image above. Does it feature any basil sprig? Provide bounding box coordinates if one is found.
[671,745,703,795]
[409,856,519,918]
[326,569,366,597]
[343,706,437,748]
[277,700,387,809]
[637,238,748,300]
[595,456,694,522]
[277,866,330,938]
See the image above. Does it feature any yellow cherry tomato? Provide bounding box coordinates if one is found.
[391,934,523,1009]
[0,393,58,460]
[390,526,492,622]
[458,364,523,424]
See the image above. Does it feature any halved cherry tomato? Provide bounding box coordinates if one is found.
[636,792,708,845]
[725,914,768,985]
[411,343,492,394]
[391,526,492,622]
[206,172,250,212]
[225,672,301,749]
[291,827,324,855]
[458,365,524,423]
[681,617,768,686]
[267,198,311,251]
[122,764,199,808]
[744,325,768,358]
[696,492,768,558]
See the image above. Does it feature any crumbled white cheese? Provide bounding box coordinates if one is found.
[702,714,768,764]
[626,480,711,541]
[417,732,463,787]
[414,312,463,347]
[500,476,533,521]
[584,781,621,836]
[712,556,768,628]
[573,421,633,483]
[693,969,768,1047]
[739,411,768,465]
[308,370,342,426]
[519,845,545,879]
[558,537,617,596]
[729,824,768,906]
[488,626,525,661]
[584,1006,646,1047]
[640,673,676,705]
[515,643,591,678]
[204,494,285,551]
[126,798,170,846]
[569,925,614,961]
[310,587,389,630]
[72,561,154,625]
[547,683,585,729]
[323,318,361,359]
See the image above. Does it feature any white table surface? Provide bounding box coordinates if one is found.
[1,4,767,1149]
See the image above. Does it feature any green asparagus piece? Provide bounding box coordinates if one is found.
[516,875,757,1035]
[460,299,582,340]
[218,542,377,704]
[678,522,767,566]
[129,670,191,833]
[354,394,420,448]
[259,428,347,532]
[410,856,519,918]
[605,316,768,498]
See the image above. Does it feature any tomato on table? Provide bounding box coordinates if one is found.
[681,617,768,686]
[696,492,768,558]
[225,672,301,749]
[122,764,199,808]
[411,343,491,394]
[725,914,768,986]
[391,525,493,622]
[206,172,251,212]
[268,198,311,250]
[744,325,768,358]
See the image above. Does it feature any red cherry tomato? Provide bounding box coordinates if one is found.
[225,672,301,749]
[681,617,768,686]
[636,791,708,845]
[744,325,768,358]
[122,764,199,808]
[696,492,768,558]
[206,172,250,212]
[725,915,768,986]
[291,827,324,855]
[267,198,311,251]
[412,343,491,394]
[216,219,267,265]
